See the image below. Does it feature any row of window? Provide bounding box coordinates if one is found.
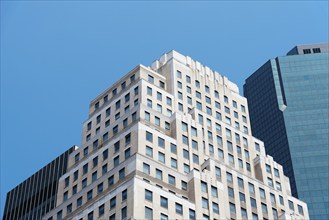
[176,70,247,112]
[53,172,127,220]
[224,170,304,216]
[93,74,136,113]
[87,85,139,139]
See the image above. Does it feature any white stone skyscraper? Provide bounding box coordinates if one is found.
[4,51,309,220]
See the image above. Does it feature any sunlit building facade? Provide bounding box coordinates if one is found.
[4,51,309,220]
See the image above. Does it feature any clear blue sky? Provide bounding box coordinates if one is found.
[1,1,328,217]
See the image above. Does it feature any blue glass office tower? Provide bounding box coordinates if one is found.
[244,43,329,220]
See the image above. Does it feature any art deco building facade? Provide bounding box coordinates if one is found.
[5,51,309,220]
[244,43,329,220]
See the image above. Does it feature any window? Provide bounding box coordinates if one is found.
[178,91,183,100]
[226,172,233,183]
[98,204,104,217]
[119,168,125,179]
[182,135,188,145]
[205,96,211,104]
[156,169,163,180]
[159,80,165,88]
[63,191,68,201]
[202,197,208,209]
[206,107,212,115]
[303,48,311,54]
[121,206,127,219]
[186,86,192,94]
[183,149,189,159]
[259,188,266,199]
[181,180,187,191]
[193,154,199,164]
[261,203,267,214]
[160,196,168,208]
[184,164,190,173]
[108,175,114,186]
[229,202,236,214]
[73,170,78,181]
[113,155,119,167]
[249,183,255,193]
[171,158,177,168]
[273,208,278,218]
[119,189,127,202]
[102,164,107,175]
[168,174,175,185]
[145,189,153,202]
[215,166,221,177]
[218,148,224,158]
[158,137,165,148]
[146,131,153,142]
[274,168,280,177]
[239,192,246,203]
[186,75,191,83]
[84,147,89,156]
[92,171,97,182]
[67,203,72,214]
[252,213,258,220]
[187,96,192,104]
[110,197,116,209]
[158,152,165,163]
[97,182,103,193]
[160,214,168,220]
[238,177,244,188]
[125,148,130,159]
[109,214,115,220]
[148,75,154,83]
[228,154,234,164]
[298,205,304,215]
[213,202,219,214]
[289,200,294,210]
[166,97,172,106]
[64,177,70,188]
[270,193,276,204]
[241,105,246,112]
[105,119,110,127]
[83,164,88,174]
[82,178,87,188]
[132,111,137,121]
[238,159,243,168]
[72,185,77,195]
[276,181,282,191]
[175,203,183,215]
[201,181,207,193]
[132,86,138,96]
[279,195,284,205]
[268,178,273,187]
[157,104,162,113]
[146,146,153,157]
[143,163,150,174]
[177,81,182,88]
[156,91,162,101]
[205,85,209,93]
[77,197,82,207]
[250,197,257,208]
[189,209,196,220]
[224,96,228,103]
[96,115,101,124]
[228,187,234,198]
[103,149,109,160]
[176,70,182,78]
[93,156,98,167]
[241,208,247,218]
[113,125,118,134]
[216,111,221,120]
[178,103,183,111]
[191,140,198,150]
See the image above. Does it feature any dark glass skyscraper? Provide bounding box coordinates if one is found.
[244,43,329,220]
[2,147,75,220]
